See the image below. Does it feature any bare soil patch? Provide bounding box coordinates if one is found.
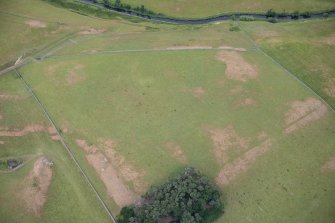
[99,139,147,193]
[207,126,250,165]
[164,141,188,164]
[25,20,47,28]
[284,98,328,134]
[0,94,22,100]
[216,139,272,186]
[0,141,4,145]
[65,64,86,86]
[321,156,335,172]
[0,124,45,137]
[20,156,53,217]
[320,34,335,45]
[191,87,207,98]
[79,28,106,35]
[216,51,258,82]
[235,98,256,108]
[76,139,139,207]
[218,46,247,51]
[230,85,245,94]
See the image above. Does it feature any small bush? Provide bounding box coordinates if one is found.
[301,11,311,18]
[266,9,276,18]
[239,15,255,21]
[291,11,300,19]
[267,18,278,23]
[277,10,288,18]
[229,25,240,32]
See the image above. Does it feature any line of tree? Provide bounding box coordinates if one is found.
[117,167,223,223]
[265,9,314,19]
[92,0,160,16]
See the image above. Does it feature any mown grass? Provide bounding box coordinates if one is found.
[0,73,111,223]
[121,0,335,18]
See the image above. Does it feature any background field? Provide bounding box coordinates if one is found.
[242,18,335,108]
[122,0,335,18]
[1,0,335,223]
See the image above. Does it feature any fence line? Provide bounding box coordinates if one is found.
[14,69,116,223]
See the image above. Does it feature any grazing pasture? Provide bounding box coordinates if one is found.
[0,0,335,223]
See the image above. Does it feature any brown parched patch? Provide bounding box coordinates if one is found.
[65,64,86,86]
[0,94,22,100]
[79,28,106,35]
[207,126,250,165]
[234,98,256,108]
[191,87,207,98]
[20,157,53,217]
[218,46,247,52]
[216,139,272,186]
[284,98,328,134]
[99,139,147,193]
[216,51,258,82]
[164,141,188,164]
[320,34,335,45]
[25,20,46,28]
[321,156,335,172]
[76,139,139,207]
[0,140,5,145]
[0,125,45,137]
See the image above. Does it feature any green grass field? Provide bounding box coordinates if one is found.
[1,0,335,223]
[122,0,335,18]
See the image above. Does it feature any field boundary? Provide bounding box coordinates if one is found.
[239,24,335,113]
[14,69,116,223]
[44,46,251,59]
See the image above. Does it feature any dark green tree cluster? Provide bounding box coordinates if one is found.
[117,167,223,223]
[99,0,157,16]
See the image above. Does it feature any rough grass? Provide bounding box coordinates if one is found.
[0,0,144,68]
[121,0,335,18]
[242,18,335,108]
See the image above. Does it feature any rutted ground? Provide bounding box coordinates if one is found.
[216,139,272,186]
[284,97,328,134]
[76,139,145,207]
[207,125,273,186]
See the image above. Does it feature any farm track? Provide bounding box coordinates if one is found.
[13,69,117,223]
[45,46,252,59]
